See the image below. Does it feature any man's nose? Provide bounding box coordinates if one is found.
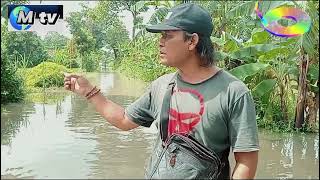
[159,38,165,48]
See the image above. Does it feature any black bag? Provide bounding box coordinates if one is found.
[146,73,224,179]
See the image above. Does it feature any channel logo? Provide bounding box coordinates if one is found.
[255,1,311,38]
[8,5,63,32]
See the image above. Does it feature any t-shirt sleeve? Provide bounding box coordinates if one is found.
[125,85,155,128]
[228,92,260,152]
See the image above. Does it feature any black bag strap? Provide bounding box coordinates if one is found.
[159,72,177,143]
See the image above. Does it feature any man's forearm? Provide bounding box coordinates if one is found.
[87,92,127,130]
[232,151,258,179]
[232,162,256,179]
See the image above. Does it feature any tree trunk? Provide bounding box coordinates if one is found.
[295,52,309,129]
[112,47,118,61]
[132,17,136,41]
[131,7,137,41]
[305,65,319,129]
[306,91,319,129]
[315,92,319,124]
[280,79,288,122]
[104,59,107,71]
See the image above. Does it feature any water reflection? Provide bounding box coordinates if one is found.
[314,135,319,161]
[100,73,114,92]
[1,72,319,179]
[1,103,35,146]
[255,130,319,179]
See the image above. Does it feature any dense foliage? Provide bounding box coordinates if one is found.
[1,21,25,104]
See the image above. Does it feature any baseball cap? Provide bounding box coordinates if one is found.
[146,3,213,37]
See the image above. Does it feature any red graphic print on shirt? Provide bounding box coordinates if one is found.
[168,88,204,137]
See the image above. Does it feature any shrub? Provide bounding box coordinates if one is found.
[1,51,25,103]
[49,48,79,68]
[21,62,71,88]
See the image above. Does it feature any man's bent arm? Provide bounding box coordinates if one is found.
[232,151,258,179]
[88,92,139,131]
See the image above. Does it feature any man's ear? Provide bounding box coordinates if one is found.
[188,33,199,51]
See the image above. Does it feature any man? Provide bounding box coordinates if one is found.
[64,3,259,179]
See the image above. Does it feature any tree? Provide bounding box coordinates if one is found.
[67,1,129,63]
[5,31,48,68]
[43,32,69,50]
[111,1,149,40]
[1,20,25,103]
[293,1,319,129]
[87,1,130,60]
[66,10,96,56]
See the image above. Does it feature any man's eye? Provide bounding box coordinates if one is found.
[165,34,172,39]
[160,33,172,40]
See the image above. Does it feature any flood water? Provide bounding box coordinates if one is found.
[1,72,319,179]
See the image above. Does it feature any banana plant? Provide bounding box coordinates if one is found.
[209,0,318,131]
[290,1,319,129]
[211,27,299,126]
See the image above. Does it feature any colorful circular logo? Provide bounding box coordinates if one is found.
[9,6,32,30]
[255,1,312,37]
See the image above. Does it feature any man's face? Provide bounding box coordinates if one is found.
[159,30,190,67]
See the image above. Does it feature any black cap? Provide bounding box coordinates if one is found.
[146,3,213,37]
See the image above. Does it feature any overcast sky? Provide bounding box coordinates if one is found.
[28,0,155,39]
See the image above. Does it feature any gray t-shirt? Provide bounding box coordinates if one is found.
[125,70,259,179]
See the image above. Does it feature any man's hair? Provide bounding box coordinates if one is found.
[183,31,215,67]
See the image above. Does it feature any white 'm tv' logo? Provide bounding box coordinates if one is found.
[17,10,59,25]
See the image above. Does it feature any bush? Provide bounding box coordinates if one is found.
[1,50,26,103]
[49,48,79,68]
[21,62,71,88]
